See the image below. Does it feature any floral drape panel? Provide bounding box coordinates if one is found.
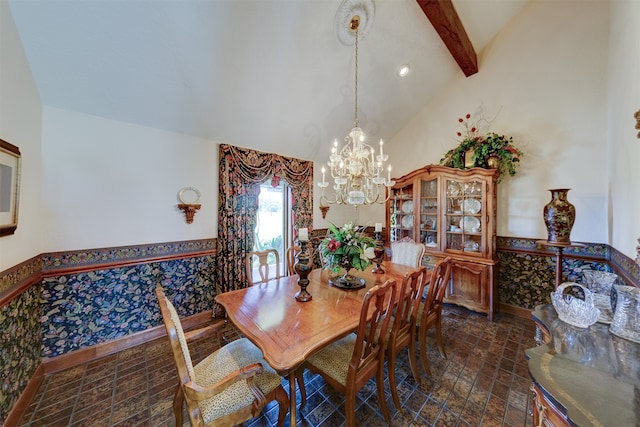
[216,144,313,297]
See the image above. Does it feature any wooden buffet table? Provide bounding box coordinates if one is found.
[215,262,420,426]
[526,305,640,427]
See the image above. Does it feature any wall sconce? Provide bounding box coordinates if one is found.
[319,205,330,219]
[177,187,201,224]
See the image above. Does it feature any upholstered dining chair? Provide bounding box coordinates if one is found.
[245,249,281,286]
[387,266,430,409]
[296,279,398,427]
[417,257,452,375]
[155,287,289,427]
[391,237,426,268]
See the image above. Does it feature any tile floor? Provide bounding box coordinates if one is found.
[18,305,536,426]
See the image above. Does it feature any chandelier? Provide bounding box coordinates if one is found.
[318,15,394,206]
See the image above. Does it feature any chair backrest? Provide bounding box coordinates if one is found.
[285,243,315,276]
[155,287,197,388]
[246,249,281,285]
[423,257,452,318]
[351,279,397,377]
[392,267,430,339]
[391,237,426,268]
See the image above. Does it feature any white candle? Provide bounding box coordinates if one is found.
[379,139,384,156]
[375,223,382,232]
[321,166,326,183]
[299,228,309,242]
[387,165,391,181]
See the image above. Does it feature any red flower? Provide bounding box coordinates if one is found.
[471,127,476,133]
[327,239,341,252]
[458,118,464,123]
[466,114,471,119]
[457,132,462,137]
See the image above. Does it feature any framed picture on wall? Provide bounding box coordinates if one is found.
[0,139,21,237]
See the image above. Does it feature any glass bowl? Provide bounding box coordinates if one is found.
[582,270,618,296]
[551,283,600,328]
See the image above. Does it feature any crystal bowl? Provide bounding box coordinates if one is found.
[551,283,600,328]
[610,285,640,344]
[582,270,618,296]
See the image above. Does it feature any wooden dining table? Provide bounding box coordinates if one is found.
[214,261,422,426]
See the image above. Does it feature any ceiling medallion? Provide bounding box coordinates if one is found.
[334,0,375,46]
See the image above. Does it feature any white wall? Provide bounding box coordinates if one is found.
[4,0,636,261]
[41,107,219,251]
[0,2,44,271]
[607,1,640,260]
[388,0,609,243]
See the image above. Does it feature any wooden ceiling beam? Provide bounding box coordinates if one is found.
[416,0,478,77]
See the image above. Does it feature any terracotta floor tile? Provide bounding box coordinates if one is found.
[19,305,538,427]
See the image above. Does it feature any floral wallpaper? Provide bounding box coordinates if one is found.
[497,251,612,308]
[41,254,217,357]
[494,237,639,309]
[0,284,42,422]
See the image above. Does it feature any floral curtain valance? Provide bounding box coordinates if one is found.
[216,144,313,297]
[220,144,313,190]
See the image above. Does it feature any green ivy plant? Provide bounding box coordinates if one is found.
[440,114,523,183]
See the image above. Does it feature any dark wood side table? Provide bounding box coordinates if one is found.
[526,305,640,427]
[536,240,585,289]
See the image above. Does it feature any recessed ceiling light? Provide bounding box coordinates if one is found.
[398,64,410,78]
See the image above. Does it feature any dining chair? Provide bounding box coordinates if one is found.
[245,249,281,285]
[417,257,452,375]
[387,266,430,409]
[295,279,398,427]
[155,287,289,427]
[391,237,426,268]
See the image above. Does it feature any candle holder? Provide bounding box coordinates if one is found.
[371,232,385,274]
[294,242,313,302]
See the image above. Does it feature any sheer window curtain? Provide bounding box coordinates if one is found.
[214,144,313,313]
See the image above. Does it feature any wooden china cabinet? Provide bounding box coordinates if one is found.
[385,165,499,320]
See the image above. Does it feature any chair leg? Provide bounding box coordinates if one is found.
[172,384,184,427]
[418,325,432,377]
[388,348,401,410]
[435,316,447,359]
[274,385,289,427]
[407,337,421,385]
[345,388,357,427]
[376,363,391,423]
[295,369,307,409]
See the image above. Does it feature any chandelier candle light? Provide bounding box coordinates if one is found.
[318,15,394,206]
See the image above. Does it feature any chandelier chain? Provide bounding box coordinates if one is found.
[354,23,359,128]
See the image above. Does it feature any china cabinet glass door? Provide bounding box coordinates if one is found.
[444,179,484,254]
[390,183,414,242]
[419,178,439,249]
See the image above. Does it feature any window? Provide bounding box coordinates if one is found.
[251,182,293,272]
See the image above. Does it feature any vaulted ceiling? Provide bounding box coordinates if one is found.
[8,0,528,163]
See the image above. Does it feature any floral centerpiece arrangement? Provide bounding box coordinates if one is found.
[440,113,523,182]
[319,222,376,285]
